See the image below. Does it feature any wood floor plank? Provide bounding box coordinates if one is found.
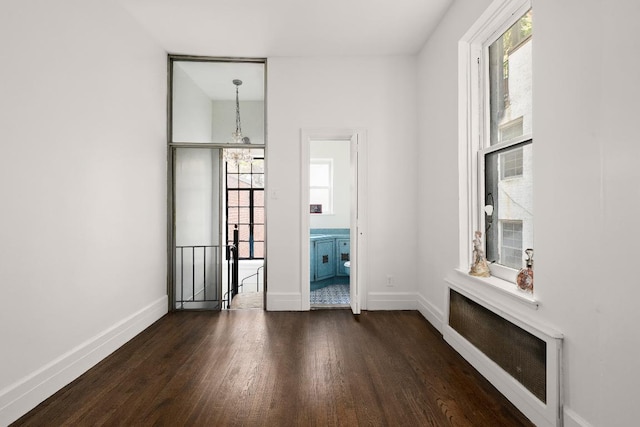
[12,310,534,427]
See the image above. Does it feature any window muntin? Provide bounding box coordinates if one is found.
[482,9,533,279]
[309,159,333,214]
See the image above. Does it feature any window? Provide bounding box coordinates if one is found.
[459,0,533,284]
[484,9,532,280]
[499,117,524,144]
[226,156,264,259]
[500,146,523,179]
[309,159,333,214]
[484,140,532,274]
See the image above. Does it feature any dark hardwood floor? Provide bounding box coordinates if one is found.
[13,310,533,426]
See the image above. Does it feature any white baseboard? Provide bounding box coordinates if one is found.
[366,292,417,310]
[0,296,168,426]
[266,292,302,311]
[416,293,444,334]
[563,407,593,427]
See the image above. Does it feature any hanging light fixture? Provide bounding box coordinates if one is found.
[224,79,253,166]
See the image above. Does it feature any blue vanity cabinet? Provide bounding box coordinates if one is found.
[336,238,350,276]
[310,230,350,288]
[313,238,335,281]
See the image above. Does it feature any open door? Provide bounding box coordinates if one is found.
[302,129,365,314]
[349,134,360,314]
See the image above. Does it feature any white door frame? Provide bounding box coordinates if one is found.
[300,128,367,313]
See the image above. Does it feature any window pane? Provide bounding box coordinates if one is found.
[252,173,264,188]
[310,163,330,186]
[254,207,265,223]
[485,141,533,269]
[238,174,252,188]
[171,61,265,144]
[239,161,252,173]
[238,224,250,241]
[238,190,250,207]
[254,224,265,241]
[501,221,523,269]
[239,242,250,258]
[252,159,264,173]
[227,173,239,188]
[226,161,239,174]
[253,242,264,258]
[227,191,239,207]
[238,208,250,225]
[227,208,239,224]
[254,190,264,206]
[489,10,532,145]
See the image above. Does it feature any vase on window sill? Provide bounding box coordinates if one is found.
[516,248,534,293]
[469,231,491,277]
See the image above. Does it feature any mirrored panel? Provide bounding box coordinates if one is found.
[171,59,265,145]
[173,147,222,310]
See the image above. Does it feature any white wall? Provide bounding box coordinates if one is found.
[417,0,640,426]
[0,0,167,423]
[172,64,214,142]
[416,0,493,325]
[267,56,419,310]
[212,100,265,144]
[309,140,350,229]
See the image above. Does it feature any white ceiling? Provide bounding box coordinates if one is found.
[118,0,453,57]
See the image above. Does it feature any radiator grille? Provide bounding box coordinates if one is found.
[449,289,546,402]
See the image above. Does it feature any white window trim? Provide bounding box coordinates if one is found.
[457,0,536,304]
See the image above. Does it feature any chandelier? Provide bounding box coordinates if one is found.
[224,79,253,166]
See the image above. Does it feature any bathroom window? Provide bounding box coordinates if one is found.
[226,157,264,259]
[309,159,333,214]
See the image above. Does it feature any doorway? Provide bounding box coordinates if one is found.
[301,129,367,314]
[168,56,267,311]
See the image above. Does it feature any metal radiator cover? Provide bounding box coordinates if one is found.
[449,289,546,402]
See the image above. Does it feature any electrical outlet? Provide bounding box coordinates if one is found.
[386,275,394,287]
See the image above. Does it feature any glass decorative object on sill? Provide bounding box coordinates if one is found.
[516,248,534,293]
[469,231,491,277]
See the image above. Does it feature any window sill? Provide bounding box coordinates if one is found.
[448,268,539,310]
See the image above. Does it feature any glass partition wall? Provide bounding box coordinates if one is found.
[168,56,266,310]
